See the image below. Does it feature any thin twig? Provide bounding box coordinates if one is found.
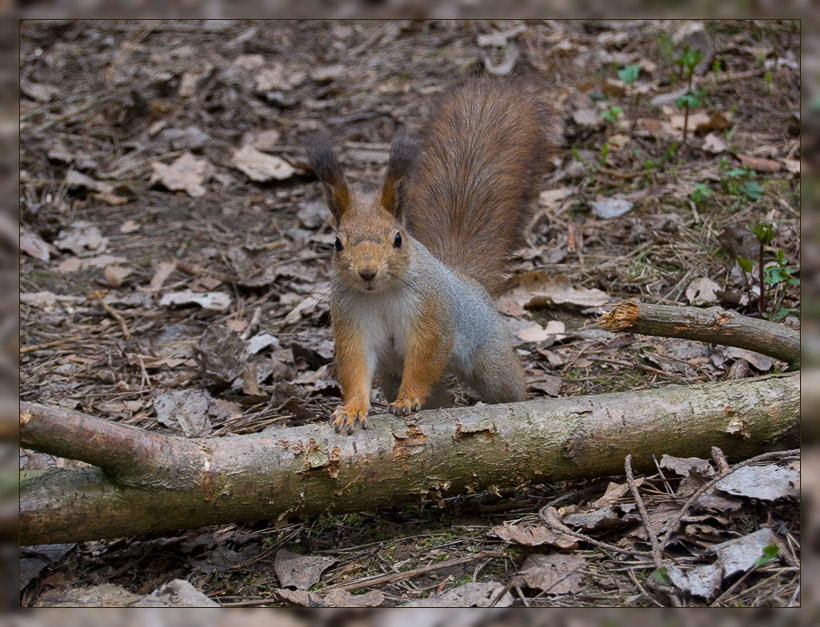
[92,291,131,340]
[625,454,663,568]
[323,551,507,591]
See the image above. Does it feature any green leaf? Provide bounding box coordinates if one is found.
[737,256,753,273]
[725,167,748,178]
[651,567,670,586]
[674,94,701,109]
[752,222,774,243]
[742,181,763,201]
[618,64,641,84]
[601,105,623,122]
[754,544,779,566]
[691,183,711,204]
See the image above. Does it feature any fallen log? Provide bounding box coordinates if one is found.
[599,301,800,368]
[20,372,798,545]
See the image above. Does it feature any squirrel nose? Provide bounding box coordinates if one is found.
[359,268,377,281]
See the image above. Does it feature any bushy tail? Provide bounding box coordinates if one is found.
[405,78,551,295]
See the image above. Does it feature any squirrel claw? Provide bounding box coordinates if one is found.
[331,405,368,434]
[389,397,421,416]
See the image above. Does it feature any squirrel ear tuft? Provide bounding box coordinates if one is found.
[304,133,351,223]
[381,130,419,221]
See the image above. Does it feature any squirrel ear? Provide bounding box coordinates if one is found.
[381,130,418,222]
[304,133,351,223]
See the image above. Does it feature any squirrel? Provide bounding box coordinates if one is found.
[305,78,550,434]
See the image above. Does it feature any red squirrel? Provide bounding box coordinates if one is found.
[305,78,550,434]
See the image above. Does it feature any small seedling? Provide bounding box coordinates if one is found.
[691,183,711,204]
[721,166,762,205]
[751,222,775,315]
[764,249,800,319]
[673,44,703,144]
[600,143,610,166]
[644,158,654,183]
[650,567,670,586]
[764,71,773,92]
[618,64,643,131]
[601,105,623,124]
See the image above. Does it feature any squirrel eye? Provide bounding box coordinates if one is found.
[334,236,343,252]
[393,232,402,248]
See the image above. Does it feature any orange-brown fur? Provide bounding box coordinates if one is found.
[391,296,453,414]
[304,79,549,433]
[329,313,371,432]
[406,78,550,295]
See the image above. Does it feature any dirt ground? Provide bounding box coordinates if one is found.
[20,20,799,607]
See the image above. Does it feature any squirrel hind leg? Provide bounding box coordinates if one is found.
[466,351,527,404]
[379,373,452,411]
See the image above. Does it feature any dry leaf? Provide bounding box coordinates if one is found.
[57,254,128,274]
[104,265,133,287]
[322,589,384,607]
[538,187,572,211]
[572,108,599,127]
[402,582,513,607]
[716,465,798,501]
[65,170,114,194]
[148,261,177,291]
[562,505,623,530]
[195,325,248,384]
[491,520,578,549]
[591,481,636,508]
[782,159,800,175]
[135,579,219,607]
[20,227,57,261]
[702,133,728,154]
[516,323,550,343]
[505,271,610,309]
[153,389,212,437]
[274,548,336,590]
[496,295,525,318]
[686,277,720,305]
[54,222,108,255]
[667,563,722,600]
[518,553,586,595]
[20,78,60,102]
[232,144,296,182]
[529,374,562,397]
[724,346,773,372]
[159,290,231,312]
[708,528,778,576]
[659,455,715,477]
[255,63,306,92]
[670,111,731,134]
[590,196,633,219]
[150,152,208,197]
[120,219,140,234]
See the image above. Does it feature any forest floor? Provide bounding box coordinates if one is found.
[20,20,800,607]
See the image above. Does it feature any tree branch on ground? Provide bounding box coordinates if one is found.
[599,300,800,368]
[20,372,798,545]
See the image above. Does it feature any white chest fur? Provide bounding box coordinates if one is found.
[336,281,420,375]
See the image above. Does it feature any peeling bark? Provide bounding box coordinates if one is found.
[599,301,800,368]
[20,373,798,545]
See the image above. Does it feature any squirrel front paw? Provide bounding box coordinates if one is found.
[331,403,369,434]
[388,396,422,416]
